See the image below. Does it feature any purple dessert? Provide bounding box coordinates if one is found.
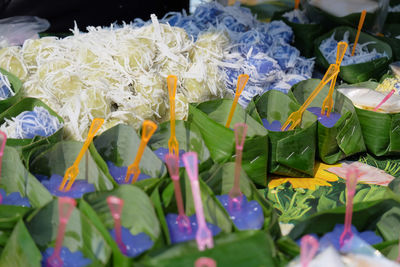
[307,107,341,128]
[166,214,221,244]
[0,188,31,207]
[319,224,382,251]
[41,247,91,267]
[262,119,283,132]
[41,174,95,199]
[107,161,150,184]
[109,227,154,257]
[216,195,264,230]
[154,147,186,167]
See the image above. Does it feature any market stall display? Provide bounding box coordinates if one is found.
[0,1,398,266]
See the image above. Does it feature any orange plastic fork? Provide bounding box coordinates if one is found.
[225,74,249,129]
[295,0,300,9]
[281,64,339,131]
[167,75,179,157]
[124,120,157,184]
[321,41,348,116]
[351,10,367,57]
[59,118,104,192]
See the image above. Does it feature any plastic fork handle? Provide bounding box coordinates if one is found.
[53,221,67,258]
[0,131,6,157]
[351,10,367,57]
[299,65,339,114]
[141,120,157,143]
[190,179,207,229]
[336,42,348,66]
[72,118,104,167]
[131,140,147,168]
[235,74,249,97]
[172,180,186,217]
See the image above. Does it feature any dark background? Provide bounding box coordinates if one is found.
[0,0,189,32]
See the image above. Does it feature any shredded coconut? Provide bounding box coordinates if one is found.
[282,9,313,24]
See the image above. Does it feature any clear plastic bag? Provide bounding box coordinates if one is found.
[0,16,50,47]
[301,0,390,33]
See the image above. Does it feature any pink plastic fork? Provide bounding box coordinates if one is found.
[339,166,361,248]
[195,257,217,267]
[300,235,319,267]
[165,154,192,234]
[182,152,213,251]
[46,197,77,267]
[107,196,126,254]
[0,131,7,182]
[373,89,396,112]
[228,123,248,211]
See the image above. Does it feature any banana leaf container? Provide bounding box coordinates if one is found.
[249,90,317,177]
[289,79,366,164]
[315,26,393,84]
[338,82,400,156]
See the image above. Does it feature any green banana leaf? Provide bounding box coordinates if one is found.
[0,68,23,113]
[304,2,382,32]
[243,0,294,21]
[93,123,167,181]
[151,173,233,245]
[288,194,400,246]
[189,103,268,186]
[386,0,400,24]
[0,220,42,267]
[148,120,210,163]
[289,79,366,164]
[28,140,116,191]
[315,26,393,84]
[355,107,400,156]
[83,185,161,241]
[141,231,278,267]
[195,99,268,137]
[337,81,400,156]
[0,205,30,255]
[0,97,64,162]
[271,9,324,57]
[288,194,400,259]
[26,199,113,266]
[201,162,281,238]
[378,24,400,61]
[1,146,52,208]
[250,90,317,177]
[83,185,162,261]
[78,200,130,267]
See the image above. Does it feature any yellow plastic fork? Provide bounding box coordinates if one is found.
[225,74,249,128]
[281,64,339,131]
[167,75,179,157]
[124,120,157,184]
[321,41,348,116]
[59,118,104,192]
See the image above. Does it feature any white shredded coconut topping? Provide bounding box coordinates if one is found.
[0,19,228,140]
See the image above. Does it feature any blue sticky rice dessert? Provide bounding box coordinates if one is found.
[166,213,221,244]
[0,188,31,207]
[41,174,95,199]
[109,226,154,257]
[216,195,264,230]
[41,247,91,267]
[107,161,151,184]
